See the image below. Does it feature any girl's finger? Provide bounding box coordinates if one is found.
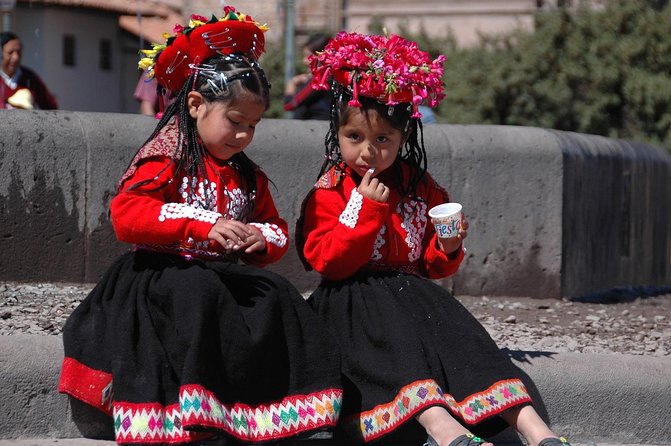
[361,167,375,186]
[210,233,228,248]
[226,220,254,236]
[229,222,254,239]
[219,227,246,244]
[244,240,265,254]
[380,185,390,202]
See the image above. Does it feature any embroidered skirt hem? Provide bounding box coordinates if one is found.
[309,272,533,443]
[58,251,342,444]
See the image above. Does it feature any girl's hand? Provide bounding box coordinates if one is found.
[358,168,389,203]
[208,218,256,252]
[236,225,267,254]
[437,214,469,255]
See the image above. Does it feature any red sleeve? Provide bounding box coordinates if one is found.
[23,68,58,110]
[242,173,290,266]
[111,158,219,245]
[302,186,389,280]
[419,175,465,279]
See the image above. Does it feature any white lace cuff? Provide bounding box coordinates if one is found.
[249,223,288,248]
[339,188,364,229]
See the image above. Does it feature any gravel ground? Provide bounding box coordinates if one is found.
[1,281,669,356]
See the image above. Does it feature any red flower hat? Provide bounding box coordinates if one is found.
[139,6,268,92]
[309,32,446,118]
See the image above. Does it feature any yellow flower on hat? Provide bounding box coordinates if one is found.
[138,57,154,71]
[188,18,206,28]
[139,49,157,58]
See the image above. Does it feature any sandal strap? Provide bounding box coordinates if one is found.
[424,433,486,446]
[448,433,486,446]
[538,437,571,446]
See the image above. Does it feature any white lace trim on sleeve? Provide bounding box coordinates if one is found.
[339,188,363,229]
[249,222,288,248]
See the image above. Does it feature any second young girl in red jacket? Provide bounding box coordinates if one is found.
[297,31,571,446]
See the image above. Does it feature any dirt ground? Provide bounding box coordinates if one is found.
[457,292,670,356]
[1,281,670,356]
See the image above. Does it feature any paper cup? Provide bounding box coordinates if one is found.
[428,203,462,239]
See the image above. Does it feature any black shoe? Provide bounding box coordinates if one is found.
[538,437,571,446]
[424,433,487,446]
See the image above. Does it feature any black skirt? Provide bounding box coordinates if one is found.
[59,250,342,445]
[309,271,532,444]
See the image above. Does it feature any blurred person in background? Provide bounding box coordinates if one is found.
[133,71,159,117]
[1,31,58,110]
[419,105,437,124]
[283,33,332,120]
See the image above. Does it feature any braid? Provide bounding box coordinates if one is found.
[398,118,428,203]
[127,77,207,194]
[318,85,345,179]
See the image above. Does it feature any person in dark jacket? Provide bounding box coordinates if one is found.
[283,33,332,120]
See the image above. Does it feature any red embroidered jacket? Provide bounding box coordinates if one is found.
[111,154,288,267]
[299,163,464,281]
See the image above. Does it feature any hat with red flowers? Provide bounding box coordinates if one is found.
[138,6,268,92]
[309,32,446,118]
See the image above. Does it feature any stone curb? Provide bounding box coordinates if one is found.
[1,334,670,445]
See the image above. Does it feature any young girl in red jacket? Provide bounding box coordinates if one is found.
[58,7,341,445]
[297,32,570,446]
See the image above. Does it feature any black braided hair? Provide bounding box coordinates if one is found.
[321,84,428,203]
[126,54,271,222]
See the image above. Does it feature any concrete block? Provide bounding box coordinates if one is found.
[2,335,670,444]
[1,112,670,297]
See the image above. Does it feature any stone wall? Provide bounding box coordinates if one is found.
[1,111,669,298]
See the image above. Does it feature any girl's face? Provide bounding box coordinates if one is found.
[1,38,22,77]
[337,107,408,177]
[188,92,264,161]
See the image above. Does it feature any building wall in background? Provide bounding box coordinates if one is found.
[183,0,561,47]
[15,6,127,112]
[346,0,537,45]
[5,0,598,113]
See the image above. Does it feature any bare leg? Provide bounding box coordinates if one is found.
[500,405,561,446]
[416,406,493,446]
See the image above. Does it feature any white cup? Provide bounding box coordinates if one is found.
[428,202,463,239]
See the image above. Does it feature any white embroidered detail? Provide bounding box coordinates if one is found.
[179,176,217,210]
[249,223,288,248]
[158,202,221,224]
[398,200,428,262]
[371,224,387,260]
[187,236,210,250]
[176,175,249,222]
[339,188,364,228]
[223,187,248,220]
